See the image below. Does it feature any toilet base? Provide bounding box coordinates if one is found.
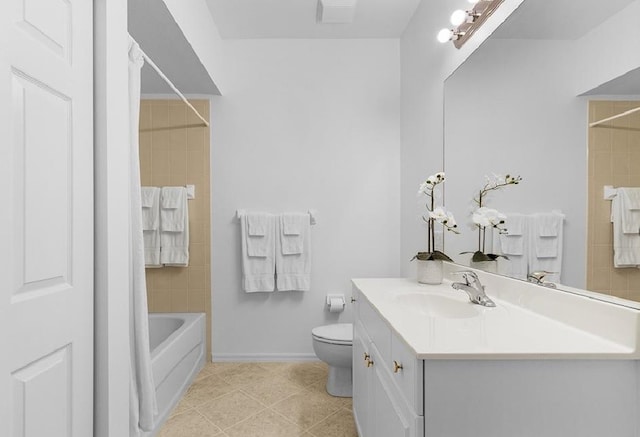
[326,365,352,397]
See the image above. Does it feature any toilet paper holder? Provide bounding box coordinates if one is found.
[326,294,346,312]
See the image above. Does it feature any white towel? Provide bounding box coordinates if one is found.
[276,214,311,291]
[141,187,161,266]
[529,212,564,283]
[160,187,189,266]
[160,187,186,232]
[618,188,640,234]
[246,213,271,257]
[241,213,276,292]
[499,214,526,255]
[279,213,307,255]
[141,187,160,230]
[247,214,268,236]
[612,194,640,267]
[492,221,528,280]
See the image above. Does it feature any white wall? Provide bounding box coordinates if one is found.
[211,39,401,359]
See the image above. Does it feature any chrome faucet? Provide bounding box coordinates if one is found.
[527,271,557,288]
[451,271,496,307]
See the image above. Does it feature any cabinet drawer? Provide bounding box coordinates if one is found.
[390,331,424,415]
[356,290,391,365]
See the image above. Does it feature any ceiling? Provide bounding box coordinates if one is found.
[205,0,422,39]
[492,0,636,40]
[583,67,640,96]
[129,0,220,94]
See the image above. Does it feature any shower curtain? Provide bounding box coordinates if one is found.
[128,39,157,436]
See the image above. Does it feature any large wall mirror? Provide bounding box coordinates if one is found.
[444,0,640,302]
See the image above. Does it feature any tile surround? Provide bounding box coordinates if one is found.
[159,362,357,437]
[139,99,212,358]
[587,100,640,300]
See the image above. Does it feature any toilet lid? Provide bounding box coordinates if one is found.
[312,323,353,345]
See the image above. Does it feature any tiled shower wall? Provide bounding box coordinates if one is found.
[139,99,211,359]
[587,100,640,301]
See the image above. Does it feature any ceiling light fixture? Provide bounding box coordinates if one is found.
[438,0,504,49]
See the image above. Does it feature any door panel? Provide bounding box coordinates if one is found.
[1,0,94,435]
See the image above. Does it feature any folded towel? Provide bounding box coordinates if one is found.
[141,187,160,231]
[247,213,268,237]
[141,186,158,208]
[529,212,564,283]
[613,194,640,267]
[492,223,528,280]
[500,234,524,256]
[279,213,307,255]
[537,214,559,237]
[619,188,640,234]
[160,187,186,232]
[504,214,525,236]
[161,186,184,209]
[246,213,271,257]
[276,214,311,291]
[241,213,276,292]
[144,229,161,267]
[160,187,189,266]
[282,214,302,235]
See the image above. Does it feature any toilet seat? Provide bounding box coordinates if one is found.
[312,323,353,346]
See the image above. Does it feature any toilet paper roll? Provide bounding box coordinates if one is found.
[328,297,345,313]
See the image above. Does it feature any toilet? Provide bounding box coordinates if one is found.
[311,323,353,397]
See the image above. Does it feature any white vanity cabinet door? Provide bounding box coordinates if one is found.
[353,321,373,437]
[390,332,424,415]
[370,345,422,437]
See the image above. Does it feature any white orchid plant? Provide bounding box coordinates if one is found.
[463,173,522,262]
[412,172,459,262]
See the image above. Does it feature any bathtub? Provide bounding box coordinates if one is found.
[145,312,206,436]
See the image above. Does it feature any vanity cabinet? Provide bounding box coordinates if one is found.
[352,277,640,437]
[352,287,424,437]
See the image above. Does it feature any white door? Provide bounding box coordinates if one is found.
[0,0,94,436]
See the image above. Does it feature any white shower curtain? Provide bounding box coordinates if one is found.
[128,39,157,436]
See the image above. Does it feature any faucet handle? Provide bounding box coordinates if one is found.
[452,270,479,285]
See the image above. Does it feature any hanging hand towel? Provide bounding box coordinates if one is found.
[612,194,640,267]
[241,212,276,292]
[160,187,189,266]
[276,213,311,291]
[141,187,161,266]
[529,212,564,283]
[160,187,186,232]
[279,213,306,255]
[499,214,526,256]
[619,188,640,234]
[246,213,271,257]
[492,215,528,280]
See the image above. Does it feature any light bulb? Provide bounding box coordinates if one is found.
[437,28,453,43]
[450,9,467,26]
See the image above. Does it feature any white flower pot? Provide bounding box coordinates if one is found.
[417,259,443,285]
[470,260,497,274]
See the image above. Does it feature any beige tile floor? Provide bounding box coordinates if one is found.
[159,362,357,437]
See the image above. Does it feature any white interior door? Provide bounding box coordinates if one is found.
[0,0,94,436]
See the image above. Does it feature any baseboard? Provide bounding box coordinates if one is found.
[211,352,320,362]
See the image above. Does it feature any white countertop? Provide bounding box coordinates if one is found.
[352,277,640,359]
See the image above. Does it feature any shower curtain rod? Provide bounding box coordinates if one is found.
[589,105,640,128]
[136,43,210,128]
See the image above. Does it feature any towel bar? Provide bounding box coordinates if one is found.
[236,209,317,225]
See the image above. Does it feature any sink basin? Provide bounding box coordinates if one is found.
[395,292,480,319]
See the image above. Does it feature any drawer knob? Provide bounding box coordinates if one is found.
[363,352,370,362]
[366,358,374,368]
[393,360,403,373]
[351,297,356,303]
